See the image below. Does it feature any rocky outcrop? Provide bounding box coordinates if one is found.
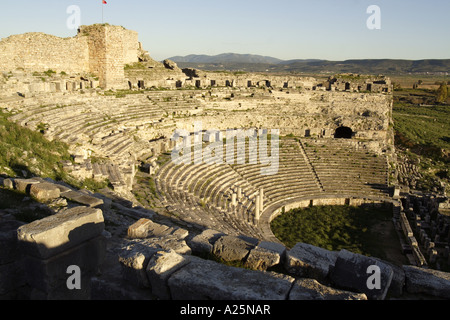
[163,59,181,72]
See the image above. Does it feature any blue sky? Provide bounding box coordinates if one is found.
[1,0,449,61]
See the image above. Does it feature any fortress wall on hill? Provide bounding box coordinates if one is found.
[0,33,89,74]
[0,25,140,89]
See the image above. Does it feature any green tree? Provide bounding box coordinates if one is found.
[436,82,448,103]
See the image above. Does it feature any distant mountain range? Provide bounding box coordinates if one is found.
[168,53,284,65]
[167,53,450,75]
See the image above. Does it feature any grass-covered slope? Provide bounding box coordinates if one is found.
[0,110,71,180]
[392,89,449,193]
[0,110,109,192]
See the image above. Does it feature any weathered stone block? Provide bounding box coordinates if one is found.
[329,250,393,300]
[382,260,405,298]
[17,207,105,259]
[403,265,450,299]
[52,183,73,194]
[14,178,40,193]
[258,241,287,257]
[127,218,153,239]
[1,178,14,189]
[146,250,191,300]
[126,236,192,257]
[284,243,338,280]
[171,227,189,240]
[145,236,192,255]
[20,236,106,294]
[118,241,161,289]
[127,218,188,240]
[245,241,286,271]
[212,235,255,262]
[61,190,104,208]
[289,278,367,300]
[29,182,61,202]
[188,229,225,254]
[168,255,295,300]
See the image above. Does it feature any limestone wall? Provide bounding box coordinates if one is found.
[169,89,393,149]
[79,25,137,89]
[122,29,140,65]
[0,25,141,89]
[0,33,89,74]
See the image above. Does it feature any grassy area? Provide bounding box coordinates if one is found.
[393,103,449,155]
[390,75,449,92]
[392,87,449,193]
[0,110,111,193]
[124,62,148,70]
[102,89,146,98]
[271,205,403,262]
[0,110,72,180]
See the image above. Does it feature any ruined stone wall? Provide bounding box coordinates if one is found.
[0,25,141,89]
[122,29,140,65]
[103,26,127,89]
[79,25,134,89]
[79,26,106,82]
[0,177,106,299]
[107,217,450,300]
[169,90,393,152]
[0,33,89,74]
[1,177,449,300]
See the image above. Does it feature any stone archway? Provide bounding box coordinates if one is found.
[334,126,353,139]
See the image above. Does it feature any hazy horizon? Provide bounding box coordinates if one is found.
[167,52,450,63]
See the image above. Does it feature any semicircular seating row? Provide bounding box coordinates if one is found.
[6,94,390,239]
[155,137,390,238]
[7,91,204,162]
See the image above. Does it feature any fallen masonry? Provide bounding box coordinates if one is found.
[102,219,450,300]
[1,200,450,300]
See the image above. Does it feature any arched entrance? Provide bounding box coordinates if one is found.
[334,126,353,139]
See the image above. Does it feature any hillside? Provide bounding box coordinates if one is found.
[169,54,450,75]
[168,53,283,65]
[0,110,108,192]
[392,87,450,194]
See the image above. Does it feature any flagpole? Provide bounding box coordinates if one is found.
[101,0,107,24]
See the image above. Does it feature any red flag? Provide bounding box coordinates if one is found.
[102,0,107,4]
